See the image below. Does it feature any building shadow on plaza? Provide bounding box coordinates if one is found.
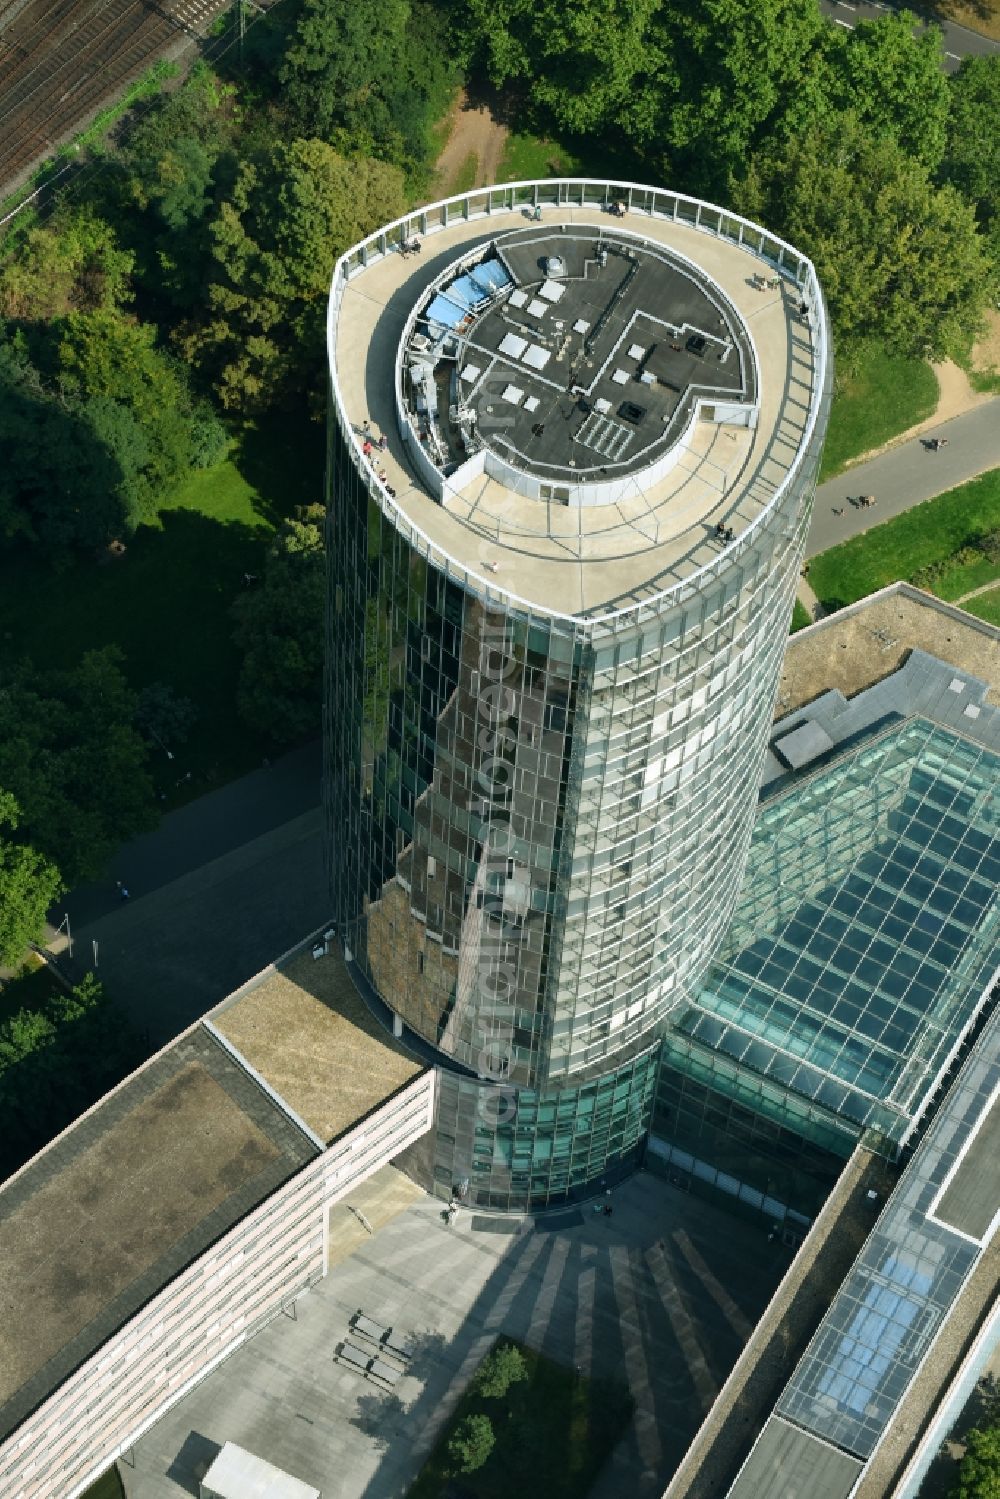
[344,1171,792,1499]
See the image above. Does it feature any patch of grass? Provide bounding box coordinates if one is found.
[809,468,1000,613]
[963,585,1000,627]
[497,131,584,183]
[0,412,324,797]
[923,553,1000,602]
[790,598,812,633]
[970,368,1000,394]
[450,150,480,195]
[409,1339,633,1499]
[819,350,938,481]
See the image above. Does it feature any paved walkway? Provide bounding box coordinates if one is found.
[123,1171,791,1499]
[807,401,1000,558]
[48,740,327,1045]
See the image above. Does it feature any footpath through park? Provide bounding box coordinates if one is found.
[807,398,1000,558]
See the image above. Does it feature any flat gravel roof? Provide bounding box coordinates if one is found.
[212,950,425,1143]
[0,1026,317,1444]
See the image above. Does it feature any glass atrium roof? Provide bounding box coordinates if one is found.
[775,987,1000,1459]
[678,719,1000,1143]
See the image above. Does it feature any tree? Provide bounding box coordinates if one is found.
[458,0,669,137]
[477,1341,528,1399]
[0,207,134,321]
[232,506,326,743]
[0,793,63,967]
[656,0,830,190]
[941,56,1000,269]
[952,1423,1000,1498]
[180,139,405,412]
[0,649,156,885]
[733,112,995,361]
[55,310,196,522]
[0,969,145,1180]
[446,1414,495,1474]
[118,66,238,311]
[822,13,950,170]
[0,311,201,551]
[278,0,457,174]
[0,332,130,550]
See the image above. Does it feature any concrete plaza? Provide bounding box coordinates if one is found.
[122,1168,790,1499]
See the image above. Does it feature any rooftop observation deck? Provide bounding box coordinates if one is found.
[329,181,828,624]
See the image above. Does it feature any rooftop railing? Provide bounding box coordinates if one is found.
[327,179,831,638]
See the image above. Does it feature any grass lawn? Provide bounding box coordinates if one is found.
[495,127,636,187]
[808,468,1000,613]
[819,350,938,481]
[922,553,1000,603]
[963,586,1000,627]
[0,413,324,796]
[790,598,812,632]
[409,1340,633,1499]
[497,131,584,183]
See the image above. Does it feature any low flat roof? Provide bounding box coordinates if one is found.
[212,950,425,1143]
[778,585,1000,715]
[0,1027,317,1445]
[729,1416,863,1499]
[332,191,823,619]
[203,1440,320,1499]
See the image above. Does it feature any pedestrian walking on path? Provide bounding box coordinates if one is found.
[116,881,130,902]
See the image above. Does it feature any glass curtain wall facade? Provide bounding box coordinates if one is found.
[326,184,832,1210]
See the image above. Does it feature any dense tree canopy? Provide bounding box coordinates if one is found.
[0,649,156,885]
[0,311,202,549]
[824,13,950,169]
[179,138,404,411]
[231,506,325,742]
[461,0,669,137]
[278,0,457,174]
[734,113,994,360]
[0,793,63,968]
[952,1423,1000,1498]
[0,207,133,322]
[941,56,1000,267]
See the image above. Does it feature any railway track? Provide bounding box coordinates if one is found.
[0,0,230,194]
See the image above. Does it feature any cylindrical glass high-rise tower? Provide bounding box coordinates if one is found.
[326,181,831,1211]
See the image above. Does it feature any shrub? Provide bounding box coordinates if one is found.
[477,1341,528,1399]
[911,544,982,591]
[447,1414,495,1474]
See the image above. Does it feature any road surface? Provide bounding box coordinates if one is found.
[806,398,1000,556]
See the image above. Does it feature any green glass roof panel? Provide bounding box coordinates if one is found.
[681,719,1000,1140]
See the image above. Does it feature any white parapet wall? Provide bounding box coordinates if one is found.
[0,1062,435,1499]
